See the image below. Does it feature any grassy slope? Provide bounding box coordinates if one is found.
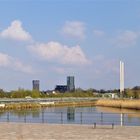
[96,99,140,110]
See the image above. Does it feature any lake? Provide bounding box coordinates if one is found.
[0,106,140,126]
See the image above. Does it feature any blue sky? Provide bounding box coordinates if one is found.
[0,0,140,91]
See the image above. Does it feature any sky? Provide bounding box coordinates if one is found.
[0,0,140,91]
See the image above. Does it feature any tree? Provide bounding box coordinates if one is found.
[0,89,5,98]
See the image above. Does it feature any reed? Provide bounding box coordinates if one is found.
[5,103,41,110]
[55,101,96,107]
[1,100,97,110]
[96,99,140,110]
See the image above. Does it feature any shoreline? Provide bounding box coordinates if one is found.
[0,98,140,111]
[0,100,97,110]
[96,99,140,110]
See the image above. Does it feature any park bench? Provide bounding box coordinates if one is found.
[93,122,114,129]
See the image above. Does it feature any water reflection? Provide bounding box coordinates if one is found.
[10,109,40,118]
[97,106,140,126]
[97,106,140,118]
[0,107,139,126]
[67,107,75,122]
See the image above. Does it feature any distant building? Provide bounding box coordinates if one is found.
[67,76,75,92]
[133,86,140,90]
[55,85,67,93]
[54,76,75,93]
[32,80,40,91]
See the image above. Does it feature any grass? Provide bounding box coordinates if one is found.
[55,101,96,107]
[5,103,41,109]
[1,99,140,110]
[1,100,97,110]
[96,99,140,110]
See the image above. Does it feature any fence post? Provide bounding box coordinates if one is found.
[42,109,44,123]
[120,113,124,126]
[112,123,114,129]
[7,111,9,122]
[24,112,26,123]
[80,112,82,124]
[61,112,63,124]
[93,123,96,129]
[100,112,103,124]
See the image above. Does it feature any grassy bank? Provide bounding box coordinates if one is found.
[1,99,140,110]
[1,101,96,110]
[96,99,140,110]
[55,101,96,107]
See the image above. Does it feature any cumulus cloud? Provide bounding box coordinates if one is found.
[93,30,105,37]
[104,59,119,74]
[12,59,33,74]
[115,30,139,47]
[29,41,90,65]
[62,21,86,39]
[0,52,33,73]
[52,67,66,74]
[91,55,119,75]
[0,20,32,41]
[0,53,11,67]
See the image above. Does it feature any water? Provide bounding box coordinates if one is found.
[0,106,140,126]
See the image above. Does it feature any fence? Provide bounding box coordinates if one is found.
[0,110,140,126]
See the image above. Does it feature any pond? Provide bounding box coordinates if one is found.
[0,106,140,126]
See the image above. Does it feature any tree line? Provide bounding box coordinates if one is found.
[0,86,140,98]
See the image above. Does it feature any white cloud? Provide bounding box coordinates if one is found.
[52,67,66,74]
[29,41,90,65]
[12,59,33,74]
[93,30,105,37]
[0,53,11,67]
[91,55,119,75]
[62,21,86,39]
[104,59,119,74]
[0,52,33,74]
[0,20,32,41]
[93,55,105,61]
[115,30,139,47]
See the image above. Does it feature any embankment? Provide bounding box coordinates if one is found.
[0,100,96,110]
[2,99,140,110]
[96,99,140,110]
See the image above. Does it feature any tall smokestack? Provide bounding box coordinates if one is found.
[120,61,124,98]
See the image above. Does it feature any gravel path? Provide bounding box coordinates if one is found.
[0,123,140,140]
